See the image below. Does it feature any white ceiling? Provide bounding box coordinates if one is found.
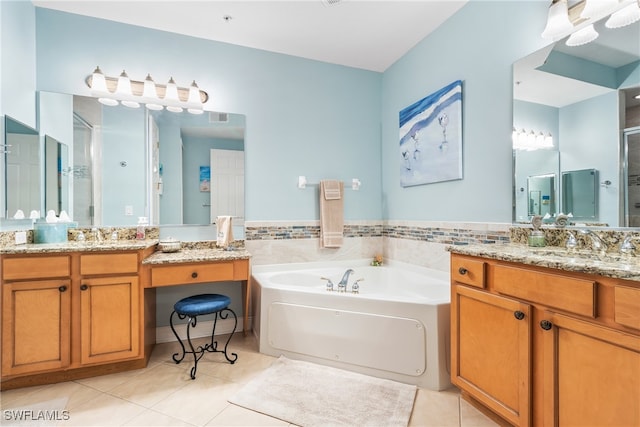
[32,0,468,72]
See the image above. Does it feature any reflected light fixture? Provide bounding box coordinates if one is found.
[605,2,640,28]
[541,0,573,39]
[566,23,599,46]
[513,128,554,151]
[87,66,209,114]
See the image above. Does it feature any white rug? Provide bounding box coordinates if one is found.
[228,356,417,427]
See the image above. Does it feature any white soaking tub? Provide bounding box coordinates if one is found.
[252,259,451,390]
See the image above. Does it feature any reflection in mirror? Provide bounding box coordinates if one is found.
[527,173,555,217]
[625,128,640,226]
[562,168,598,221]
[44,135,69,215]
[4,116,40,218]
[513,16,640,227]
[514,149,559,222]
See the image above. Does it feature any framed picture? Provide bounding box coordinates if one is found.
[199,166,210,192]
[399,80,463,187]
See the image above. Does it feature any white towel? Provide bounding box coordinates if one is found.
[319,180,344,248]
[216,216,234,247]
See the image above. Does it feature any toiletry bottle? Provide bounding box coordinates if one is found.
[136,217,147,240]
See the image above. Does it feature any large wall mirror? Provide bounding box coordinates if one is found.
[4,116,40,218]
[513,16,640,227]
[37,92,245,229]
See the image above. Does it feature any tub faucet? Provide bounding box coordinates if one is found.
[577,229,607,259]
[321,277,334,292]
[338,269,354,292]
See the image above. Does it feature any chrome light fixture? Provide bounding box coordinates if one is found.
[87,66,208,114]
[542,0,639,44]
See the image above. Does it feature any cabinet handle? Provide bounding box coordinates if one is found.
[514,310,525,320]
[80,284,89,291]
[191,272,198,279]
[59,285,67,292]
[458,267,468,275]
[540,320,553,330]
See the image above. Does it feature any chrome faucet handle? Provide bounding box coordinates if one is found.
[620,234,637,256]
[321,277,334,292]
[566,231,578,252]
[352,278,364,294]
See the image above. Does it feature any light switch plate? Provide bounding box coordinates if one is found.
[15,231,27,245]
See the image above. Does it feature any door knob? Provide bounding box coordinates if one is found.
[80,284,89,291]
[540,320,553,330]
[458,267,468,275]
[514,310,525,320]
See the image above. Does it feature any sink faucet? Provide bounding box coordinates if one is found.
[337,269,354,292]
[577,229,607,259]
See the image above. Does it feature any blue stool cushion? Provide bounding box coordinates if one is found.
[174,294,231,316]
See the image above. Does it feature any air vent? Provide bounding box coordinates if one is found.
[209,111,229,123]
[322,0,344,6]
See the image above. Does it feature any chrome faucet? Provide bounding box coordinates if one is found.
[577,229,607,259]
[337,269,354,292]
[321,277,334,292]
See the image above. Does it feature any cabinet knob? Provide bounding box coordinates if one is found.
[458,267,468,275]
[191,272,198,279]
[80,284,89,291]
[540,320,553,330]
[58,285,67,292]
[514,310,525,320]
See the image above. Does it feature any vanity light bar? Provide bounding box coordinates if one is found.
[85,67,209,114]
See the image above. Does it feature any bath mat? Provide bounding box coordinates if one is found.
[228,355,416,427]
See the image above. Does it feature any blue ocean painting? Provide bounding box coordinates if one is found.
[399,80,463,187]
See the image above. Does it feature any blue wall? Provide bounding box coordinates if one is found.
[34,8,383,223]
[381,1,549,223]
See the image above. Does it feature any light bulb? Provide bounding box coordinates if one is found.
[541,0,573,39]
[142,74,163,110]
[580,0,618,19]
[566,24,599,46]
[91,66,108,93]
[164,77,183,113]
[605,3,640,29]
[116,70,140,108]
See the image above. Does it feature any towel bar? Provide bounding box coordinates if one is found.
[298,176,361,190]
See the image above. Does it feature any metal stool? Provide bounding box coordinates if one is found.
[169,293,238,379]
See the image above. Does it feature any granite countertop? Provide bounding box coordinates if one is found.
[0,239,158,254]
[447,243,640,282]
[142,247,251,265]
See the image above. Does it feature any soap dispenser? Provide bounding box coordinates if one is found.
[528,215,546,247]
[136,217,148,240]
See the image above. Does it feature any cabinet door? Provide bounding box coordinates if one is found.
[2,280,71,376]
[451,284,531,426]
[540,312,640,427]
[79,276,140,365]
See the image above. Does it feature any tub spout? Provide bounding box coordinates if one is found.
[338,269,354,292]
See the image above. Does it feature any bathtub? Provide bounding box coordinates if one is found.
[252,259,451,391]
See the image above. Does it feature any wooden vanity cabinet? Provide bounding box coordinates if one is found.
[78,253,141,365]
[1,254,72,376]
[1,251,146,388]
[451,253,640,427]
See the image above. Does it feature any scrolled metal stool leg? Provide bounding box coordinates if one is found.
[185,315,206,380]
[219,308,238,364]
[169,311,187,364]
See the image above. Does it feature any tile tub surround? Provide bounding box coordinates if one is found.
[245,220,511,270]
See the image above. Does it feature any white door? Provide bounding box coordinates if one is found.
[210,149,244,225]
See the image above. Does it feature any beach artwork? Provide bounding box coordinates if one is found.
[399,80,463,187]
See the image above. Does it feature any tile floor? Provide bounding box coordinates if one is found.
[1,334,498,426]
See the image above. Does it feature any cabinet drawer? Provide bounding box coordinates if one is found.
[451,256,486,288]
[614,286,640,330]
[80,253,139,276]
[151,262,235,287]
[493,265,595,318]
[2,256,71,281]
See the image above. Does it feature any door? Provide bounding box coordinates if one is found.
[210,149,244,225]
[451,285,532,426]
[1,280,71,376]
[79,276,140,365]
[540,311,640,427]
